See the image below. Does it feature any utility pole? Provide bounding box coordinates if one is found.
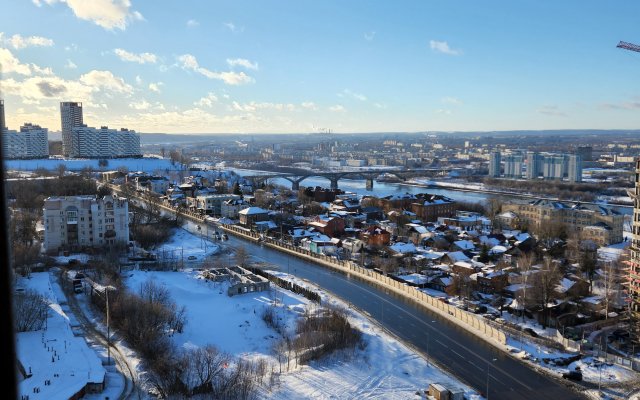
[106,288,111,365]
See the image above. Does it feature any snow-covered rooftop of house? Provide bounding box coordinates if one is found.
[489,245,508,254]
[479,236,501,248]
[453,240,475,250]
[446,251,470,263]
[397,273,429,285]
[556,278,576,293]
[389,242,417,254]
[238,206,269,215]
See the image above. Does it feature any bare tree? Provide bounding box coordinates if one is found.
[529,257,562,328]
[13,289,49,332]
[234,246,250,268]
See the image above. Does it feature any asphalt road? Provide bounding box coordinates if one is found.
[204,224,585,400]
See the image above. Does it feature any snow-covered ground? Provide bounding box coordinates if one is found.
[123,268,480,399]
[152,227,220,263]
[4,157,174,172]
[15,272,112,400]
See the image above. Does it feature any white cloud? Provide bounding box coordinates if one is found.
[232,101,296,112]
[435,109,452,115]
[79,70,133,94]
[1,33,54,49]
[178,54,254,85]
[129,99,165,111]
[129,99,150,110]
[65,59,77,69]
[114,48,157,64]
[148,82,163,93]
[0,48,34,75]
[441,97,462,105]
[373,102,386,109]
[226,58,258,70]
[135,75,142,85]
[224,22,244,33]
[364,31,375,41]
[429,40,462,56]
[301,101,318,110]
[186,19,199,28]
[35,0,144,31]
[537,105,566,117]
[341,89,367,101]
[194,92,218,108]
[329,104,346,112]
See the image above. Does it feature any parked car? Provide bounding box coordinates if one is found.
[562,370,582,381]
[222,234,228,240]
[187,255,197,261]
[471,305,488,314]
[524,328,539,338]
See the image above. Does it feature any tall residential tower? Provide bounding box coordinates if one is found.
[60,102,83,157]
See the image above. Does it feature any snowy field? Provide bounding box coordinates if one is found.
[4,157,174,172]
[15,272,112,400]
[153,227,220,263]
[123,269,479,399]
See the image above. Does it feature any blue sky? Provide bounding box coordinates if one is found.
[1,0,640,134]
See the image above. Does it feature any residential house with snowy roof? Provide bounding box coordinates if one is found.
[238,206,270,227]
[359,225,391,247]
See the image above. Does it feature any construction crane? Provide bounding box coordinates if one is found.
[617,40,640,53]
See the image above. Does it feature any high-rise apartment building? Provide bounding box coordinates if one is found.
[577,146,593,162]
[504,154,524,179]
[43,194,129,253]
[567,154,583,183]
[0,99,5,131]
[629,159,640,344]
[60,102,83,156]
[526,152,543,180]
[543,154,566,180]
[69,125,141,158]
[489,151,501,177]
[1,123,49,159]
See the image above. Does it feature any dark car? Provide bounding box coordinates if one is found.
[524,328,539,338]
[562,370,582,381]
[472,305,488,314]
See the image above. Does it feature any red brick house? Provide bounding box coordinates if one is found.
[359,225,391,247]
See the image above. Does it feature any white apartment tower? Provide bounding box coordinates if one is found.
[567,154,583,183]
[526,152,543,180]
[43,195,129,253]
[543,155,566,180]
[60,102,83,157]
[2,123,49,159]
[503,154,524,179]
[70,125,141,158]
[489,151,501,177]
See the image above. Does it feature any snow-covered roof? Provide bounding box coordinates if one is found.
[445,251,470,263]
[389,242,417,254]
[453,240,475,250]
[489,245,508,254]
[238,206,269,215]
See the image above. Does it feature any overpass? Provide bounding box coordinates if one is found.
[243,167,455,190]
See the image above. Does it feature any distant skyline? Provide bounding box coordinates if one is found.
[1,0,640,134]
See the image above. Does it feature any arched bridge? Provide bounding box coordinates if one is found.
[244,167,455,191]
